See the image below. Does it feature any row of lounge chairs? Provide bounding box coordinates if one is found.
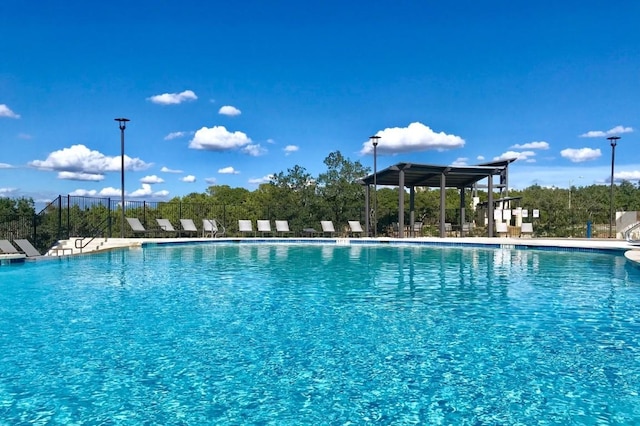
[0,239,42,257]
[124,218,366,238]
[126,218,225,237]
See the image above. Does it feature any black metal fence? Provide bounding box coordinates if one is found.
[0,195,616,254]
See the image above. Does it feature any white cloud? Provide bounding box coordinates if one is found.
[266,138,276,144]
[510,141,549,150]
[560,147,601,163]
[476,155,485,161]
[360,122,465,155]
[29,144,151,175]
[451,157,468,166]
[140,175,164,184]
[0,104,20,119]
[128,184,170,198]
[0,163,14,168]
[614,170,640,181]
[160,166,183,173]
[248,174,274,185]
[580,125,634,138]
[283,145,299,155]
[0,187,17,195]
[205,177,217,184]
[58,171,105,181]
[164,131,188,140]
[147,90,197,105]
[242,144,267,156]
[181,175,196,183]
[218,166,239,174]
[218,105,241,116]
[189,126,252,151]
[98,187,122,197]
[494,150,536,162]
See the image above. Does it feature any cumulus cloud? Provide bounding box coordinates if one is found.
[181,175,196,183]
[580,125,634,138]
[242,144,267,156]
[0,188,17,195]
[205,177,217,184]
[248,175,274,185]
[283,145,299,155]
[494,150,536,163]
[58,171,105,181]
[189,126,252,151]
[147,90,197,105]
[82,185,168,198]
[560,147,601,163]
[28,144,151,178]
[510,141,549,150]
[451,157,468,166]
[0,104,20,119]
[360,122,465,155]
[160,166,183,173]
[140,175,164,184]
[0,163,14,169]
[164,131,188,140]
[218,166,239,174]
[218,105,241,116]
[476,155,485,161]
[615,170,640,181]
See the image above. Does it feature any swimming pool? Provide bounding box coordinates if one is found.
[1,243,639,424]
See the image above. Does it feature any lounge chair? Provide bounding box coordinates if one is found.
[0,239,19,254]
[444,222,454,237]
[126,217,154,236]
[412,222,424,237]
[13,239,42,257]
[321,220,335,237]
[348,220,364,237]
[275,220,294,237]
[257,220,273,237]
[496,222,508,237]
[521,222,534,238]
[203,219,225,238]
[156,219,177,235]
[238,220,254,237]
[461,222,472,237]
[179,219,198,237]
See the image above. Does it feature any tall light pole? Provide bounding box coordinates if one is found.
[115,118,130,238]
[607,135,620,238]
[369,135,381,237]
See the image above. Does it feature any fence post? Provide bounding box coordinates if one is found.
[108,198,112,238]
[67,194,71,239]
[57,196,62,241]
[586,221,592,238]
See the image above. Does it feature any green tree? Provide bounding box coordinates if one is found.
[316,151,370,227]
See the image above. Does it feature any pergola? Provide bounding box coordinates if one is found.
[359,159,517,238]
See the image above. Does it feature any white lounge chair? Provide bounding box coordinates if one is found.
[321,220,335,237]
[238,220,254,237]
[126,217,154,236]
[496,222,508,237]
[275,220,293,237]
[179,219,198,237]
[202,219,225,238]
[521,222,534,238]
[13,239,42,257]
[257,220,273,237]
[348,221,364,237]
[156,218,177,235]
[0,239,19,254]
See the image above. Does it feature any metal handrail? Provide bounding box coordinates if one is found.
[623,221,640,243]
[75,216,111,250]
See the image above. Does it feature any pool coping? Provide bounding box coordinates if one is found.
[4,236,640,267]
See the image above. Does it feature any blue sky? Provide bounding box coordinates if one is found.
[1,1,639,205]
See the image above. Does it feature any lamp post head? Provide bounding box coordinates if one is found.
[115,117,130,130]
[369,135,381,147]
[607,135,620,147]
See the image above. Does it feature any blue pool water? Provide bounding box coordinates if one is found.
[1,243,640,424]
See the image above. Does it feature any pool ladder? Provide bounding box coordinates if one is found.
[623,221,640,244]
